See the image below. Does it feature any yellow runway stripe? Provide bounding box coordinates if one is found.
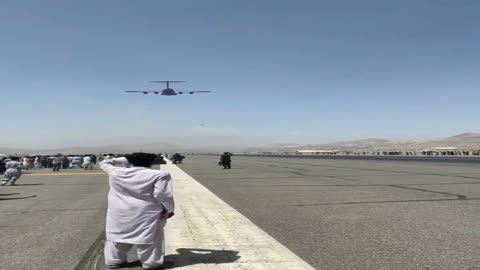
[24,172,106,176]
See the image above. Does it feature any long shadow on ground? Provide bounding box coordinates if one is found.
[123,248,240,269]
[0,193,20,196]
[11,183,45,186]
[0,195,37,201]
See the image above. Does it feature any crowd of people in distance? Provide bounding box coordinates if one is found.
[0,154,99,172]
[0,153,172,173]
[0,152,230,186]
[0,154,99,186]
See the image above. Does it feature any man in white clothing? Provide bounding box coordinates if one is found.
[100,153,174,270]
[34,156,41,169]
[2,157,23,186]
[82,156,93,170]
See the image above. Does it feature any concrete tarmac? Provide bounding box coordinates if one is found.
[179,155,480,270]
[3,157,480,270]
[0,168,108,270]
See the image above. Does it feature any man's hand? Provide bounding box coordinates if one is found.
[160,210,174,219]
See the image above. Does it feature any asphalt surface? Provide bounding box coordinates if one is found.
[0,168,108,270]
[179,155,480,270]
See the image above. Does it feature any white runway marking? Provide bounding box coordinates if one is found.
[163,162,315,269]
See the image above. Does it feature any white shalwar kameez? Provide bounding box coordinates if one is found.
[82,156,93,170]
[34,157,41,169]
[70,157,82,168]
[100,158,174,269]
[2,161,23,185]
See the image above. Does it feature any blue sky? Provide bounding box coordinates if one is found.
[1,0,480,148]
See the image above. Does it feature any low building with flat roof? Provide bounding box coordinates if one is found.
[433,147,459,151]
[296,150,337,155]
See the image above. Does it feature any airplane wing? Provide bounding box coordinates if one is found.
[178,91,212,94]
[149,81,185,83]
[125,90,211,95]
[124,91,161,94]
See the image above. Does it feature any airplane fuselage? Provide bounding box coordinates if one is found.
[162,88,177,96]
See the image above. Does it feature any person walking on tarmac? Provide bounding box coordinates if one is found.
[52,155,63,172]
[1,157,23,186]
[219,152,233,169]
[171,153,184,164]
[82,155,94,170]
[0,157,6,174]
[91,154,97,165]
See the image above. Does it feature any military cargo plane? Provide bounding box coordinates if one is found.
[125,81,211,96]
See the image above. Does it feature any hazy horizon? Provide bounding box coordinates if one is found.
[1,131,476,152]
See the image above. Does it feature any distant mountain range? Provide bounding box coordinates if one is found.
[2,133,480,155]
[248,133,480,152]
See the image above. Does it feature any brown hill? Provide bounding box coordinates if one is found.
[252,133,480,152]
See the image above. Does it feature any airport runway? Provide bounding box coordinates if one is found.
[0,169,108,270]
[2,158,480,270]
[179,155,480,270]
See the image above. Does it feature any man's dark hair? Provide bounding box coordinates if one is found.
[125,152,157,168]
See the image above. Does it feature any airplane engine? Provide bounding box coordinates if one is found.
[143,92,148,94]
[189,92,194,94]
[178,92,183,94]
[154,92,159,94]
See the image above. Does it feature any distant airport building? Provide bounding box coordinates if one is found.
[246,146,480,157]
[421,146,477,156]
[296,150,337,155]
[433,147,458,151]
